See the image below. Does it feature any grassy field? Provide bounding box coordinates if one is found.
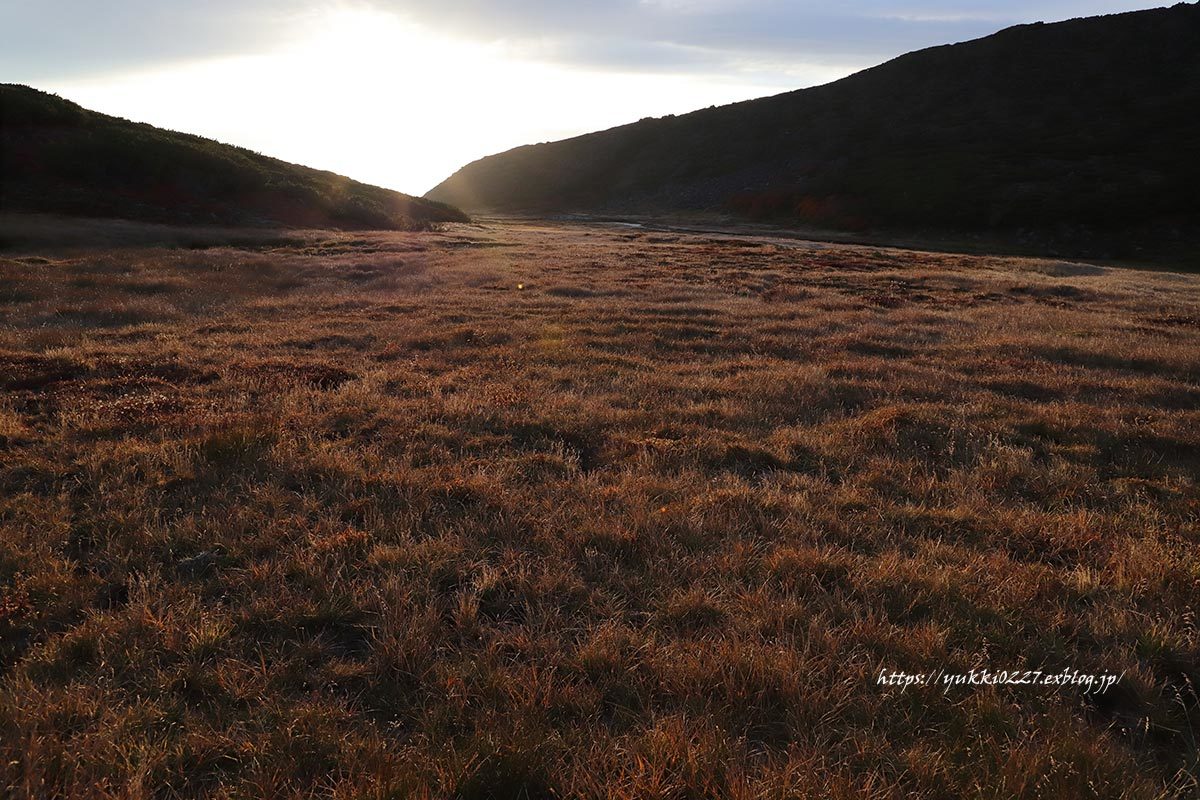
[1,216,1197,798]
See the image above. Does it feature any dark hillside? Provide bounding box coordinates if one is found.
[1,85,468,230]
[428,4,1200,263]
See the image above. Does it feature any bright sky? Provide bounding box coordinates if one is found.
[0,1,1172,195]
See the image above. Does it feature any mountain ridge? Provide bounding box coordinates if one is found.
[1,84,469,231]
[427,3,1200,263]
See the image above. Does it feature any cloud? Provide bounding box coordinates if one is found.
[1,0,1175,82]
[367,0,1172,76]
[0,0,305,80]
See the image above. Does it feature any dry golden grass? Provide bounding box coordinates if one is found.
[1,216,1198,798]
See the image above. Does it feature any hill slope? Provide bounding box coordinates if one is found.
[1,85,468,230]
[427,4,1200,262]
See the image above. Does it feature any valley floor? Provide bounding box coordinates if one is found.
[1,217,1198,798]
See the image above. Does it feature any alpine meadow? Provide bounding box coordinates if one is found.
[1,3,1198,798]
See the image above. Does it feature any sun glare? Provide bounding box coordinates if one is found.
[44,7,828,195]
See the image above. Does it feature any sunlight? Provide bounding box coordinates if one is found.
[45,6,826,195]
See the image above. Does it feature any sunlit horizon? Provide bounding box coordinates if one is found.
[6,1,1173,197]
[29,8,848,197]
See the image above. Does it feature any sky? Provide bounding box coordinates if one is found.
[1,1,1171,195]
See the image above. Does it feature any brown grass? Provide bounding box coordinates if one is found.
[1,216,1198,798]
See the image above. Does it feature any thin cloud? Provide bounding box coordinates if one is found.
[0,0,303,80]
[1,0,1175,83]
[372,0,1173,72]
